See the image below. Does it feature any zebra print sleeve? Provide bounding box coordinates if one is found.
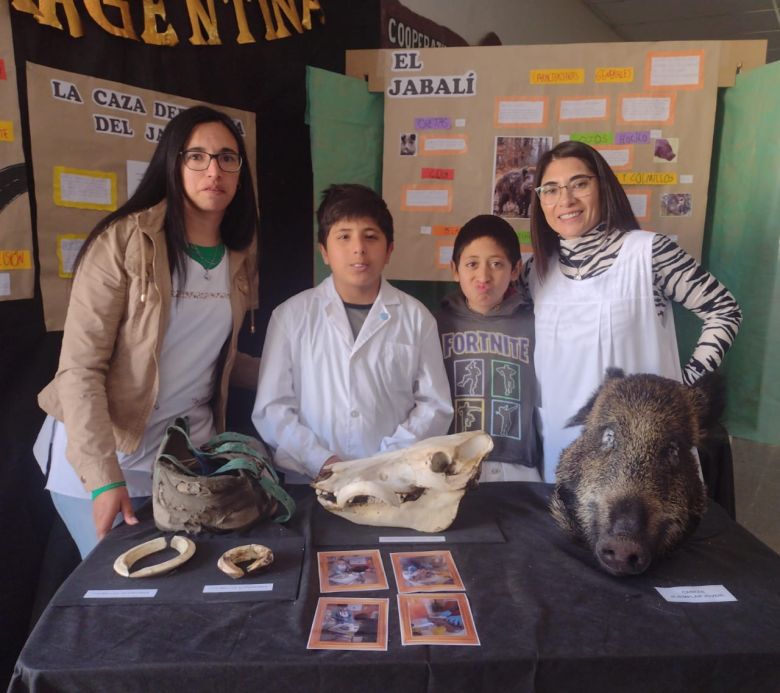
[652,234,742,385]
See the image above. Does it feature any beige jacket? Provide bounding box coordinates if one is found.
[38,201,258,492]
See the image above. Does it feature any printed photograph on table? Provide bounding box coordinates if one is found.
[492,136,552,218]
[307,597,389,651]
[317,549,389,593]
[391,550,465,593]
[397,592,479,646]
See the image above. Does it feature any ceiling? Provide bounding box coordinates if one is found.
[581,0,780,63]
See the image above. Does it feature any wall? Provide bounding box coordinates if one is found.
[403,0,620,45]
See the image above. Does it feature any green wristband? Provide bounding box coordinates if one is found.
[91,480,127,500]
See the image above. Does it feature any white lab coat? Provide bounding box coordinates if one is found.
[253,276,454,480]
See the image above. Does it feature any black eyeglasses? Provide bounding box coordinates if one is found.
[180,149,242,173]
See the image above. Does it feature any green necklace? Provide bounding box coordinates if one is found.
[186,242,225,280]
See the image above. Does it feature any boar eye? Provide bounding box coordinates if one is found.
[601,427,616,450]
[666,441,680,463]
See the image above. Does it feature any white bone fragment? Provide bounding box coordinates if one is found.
[217,544,274,579]
[113,536,196,578]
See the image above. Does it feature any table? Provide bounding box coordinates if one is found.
[10,484,780,692]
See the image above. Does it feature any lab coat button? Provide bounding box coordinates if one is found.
[350,410,359,418]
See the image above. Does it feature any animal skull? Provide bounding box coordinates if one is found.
[312,431,493,533]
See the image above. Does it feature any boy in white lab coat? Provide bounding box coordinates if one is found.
[252,184,453,482]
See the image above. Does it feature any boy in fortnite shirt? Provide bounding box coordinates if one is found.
[436,215,541,482]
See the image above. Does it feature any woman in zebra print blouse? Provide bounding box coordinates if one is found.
[525,140,741,481]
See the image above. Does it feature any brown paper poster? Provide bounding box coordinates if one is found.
[0,1,35,301]
[346,41,751,282]
[26,63,257,331]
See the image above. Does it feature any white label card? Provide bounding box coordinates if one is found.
[497,100,544,125]
[59,172,113,206]
[59,237,85,276]
[655,585,737,603]
[650,55,701,87]
[203,583,274,593]
[0,273,10,296]
[378,535,446,543]
[84,589,158,599]
[405,188,449,208]
[126,160,149,198]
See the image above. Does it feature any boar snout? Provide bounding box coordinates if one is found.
[596,536,650,576]
[596,496,652,576]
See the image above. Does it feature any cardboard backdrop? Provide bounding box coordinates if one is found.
[0,0,34,301]
[27,63,257,331]
[347,41,765,282]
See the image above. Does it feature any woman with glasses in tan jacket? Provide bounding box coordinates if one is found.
[35,106,260,557]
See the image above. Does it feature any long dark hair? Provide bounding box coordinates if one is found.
[74,105,259,278]
[529,141,638,279]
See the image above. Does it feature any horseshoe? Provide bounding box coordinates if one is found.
[113,536,196,578]
[217,544,274,579]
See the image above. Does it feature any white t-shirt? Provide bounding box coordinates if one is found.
[36,255,232,497]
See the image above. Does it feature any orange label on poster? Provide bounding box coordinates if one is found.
[530,69,584,85]
[432,225,459,236]
[0,120,13,141]
[401,184,452,212]
[0,250,32,270]
[595,67,634,83]
[645,51,705,90]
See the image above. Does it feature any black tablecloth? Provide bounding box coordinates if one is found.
[10,484,780,693]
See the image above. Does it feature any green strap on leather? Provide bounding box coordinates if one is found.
[160,418,294,523]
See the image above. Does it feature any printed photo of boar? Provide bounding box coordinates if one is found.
[550,368,723,577]
[492,136,552,218]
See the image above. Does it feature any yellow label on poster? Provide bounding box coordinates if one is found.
[53,166,117,211]
[57,234,87,278]
[0,120,14,141]
[0,250,32,270]
[616,172,678,185]
[530,69,584,85]
[595,67,634,83]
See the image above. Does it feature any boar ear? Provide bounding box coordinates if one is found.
[565,368,625,427]
[689,370,725,430]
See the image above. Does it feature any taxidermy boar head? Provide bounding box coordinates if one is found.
[551,368,722,577]
[312,432,493,533]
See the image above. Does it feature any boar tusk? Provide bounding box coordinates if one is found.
[113,536,196,578]
[217,544,274,579]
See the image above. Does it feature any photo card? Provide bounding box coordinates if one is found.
[397,592,480,646]
[317,549,389,593]
[390,550,465,593]
[492,135,553,218]
[307,597,389,651]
